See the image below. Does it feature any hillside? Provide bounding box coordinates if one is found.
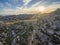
[33,8,60,45]
[0,14,36,21]
[0,9,60,45]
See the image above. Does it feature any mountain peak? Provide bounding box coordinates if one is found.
[53,8,60,14]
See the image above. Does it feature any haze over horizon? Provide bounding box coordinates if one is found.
[0,0,60,15]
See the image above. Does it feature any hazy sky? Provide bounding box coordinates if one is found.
[0,0,60,15]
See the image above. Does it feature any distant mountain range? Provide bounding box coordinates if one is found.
[51,8,60,14]
[0,14,36,21]
[0,8,60,21]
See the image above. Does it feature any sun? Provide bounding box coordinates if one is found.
[39,6,45,12]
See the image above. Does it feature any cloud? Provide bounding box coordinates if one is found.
[31,1,42,7]
[47,2,60,8]
[16,7,21,9]
[4,2,12,8]
[44,2,60,13]
[23,0,32,6]
[0,0,60,15]
[0,6,38,15]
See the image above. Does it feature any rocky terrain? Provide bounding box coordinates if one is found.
[0,8,60,45]
[32,8,60,45]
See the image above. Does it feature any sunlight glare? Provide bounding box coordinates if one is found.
[39,6,45,12]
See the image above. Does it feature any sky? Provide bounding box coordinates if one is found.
[0,0,60,15]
